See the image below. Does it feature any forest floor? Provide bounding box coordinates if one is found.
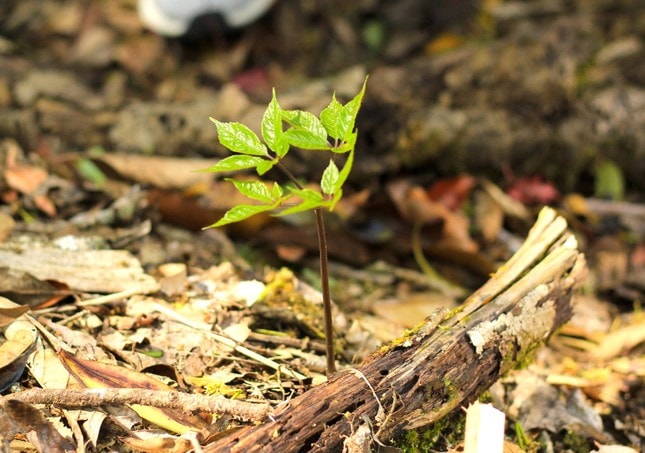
[0,0,643,451]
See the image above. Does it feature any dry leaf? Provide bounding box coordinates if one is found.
[593,321,645,360]
[0,211,15,243]
[121,434,193,453]
[0,247,159,294]
[506,175,560,205]
[426,175,475,211]
[114,35,164,75]
[4,164,48,195]
[1,399,75,453]
[592,444,639,453]
[28,345,71,390]
[0,297,29,328]
[0,319,37,391]
[372,292,457,329]
[387,180,478,253]
[58,350,211,435]
[93,154,220,190]
[475,190,504,243]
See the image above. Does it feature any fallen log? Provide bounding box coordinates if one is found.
[204,207,587,452]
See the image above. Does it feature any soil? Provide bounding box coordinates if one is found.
[0,0,643,452]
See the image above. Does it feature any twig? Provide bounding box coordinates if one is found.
[4,388,271,422]
[248,332,327,353]
[76,288,144,307]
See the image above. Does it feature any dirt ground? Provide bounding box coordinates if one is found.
[0,0,643,451]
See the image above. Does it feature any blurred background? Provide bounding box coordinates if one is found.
[1,0,644,291]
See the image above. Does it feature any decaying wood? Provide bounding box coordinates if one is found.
[204,207,587,452]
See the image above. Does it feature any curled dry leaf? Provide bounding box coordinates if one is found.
[386,178,478,253]
[58,350,212,436]
[0,319,38,392]
[475,189,504,243]
[121,434,194,453]
[0,297,29,328]
[0,299,36,391]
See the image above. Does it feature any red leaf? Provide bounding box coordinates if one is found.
[426,175,475,211]
[506,176,560,205]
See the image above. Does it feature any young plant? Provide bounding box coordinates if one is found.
[202,79,367,376]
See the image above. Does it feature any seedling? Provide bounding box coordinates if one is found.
[202,78,367,376]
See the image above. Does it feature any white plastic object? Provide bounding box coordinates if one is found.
[463,402,506,453]
[138,0,276,36]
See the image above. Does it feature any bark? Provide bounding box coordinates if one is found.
[204,207,587,452]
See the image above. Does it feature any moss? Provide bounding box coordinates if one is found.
[379,305,467,355]
[497,337,544,377]
[400,429,420,453]
[377,322,425,354]
[510,338,543,372]
[562,429,593,453]
[258,267,327,339]
[478,390,493,403]
[442,378,460,404]
[446,304,466,319]
[394,410,467,452]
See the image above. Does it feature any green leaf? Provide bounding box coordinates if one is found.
[274,136,290,158]
[261,90,288,157]
[329,189,343,211]
[320,94,343,140]
[210,119,268,156]
[337,77,367,142]
[227,179,275,203]
[201,155,266,173]
[329,131,356,153]
[282,110,321,130]
[282,110,329,149]
[283,128,331,150]
[594,160,624,200]
[276,200,324,217]
[275,188,325,216]
[76,158,106,188]
[271,182,284,199]
[321,159,339,195]
[256,159,276,175]
[207,204,275,228]
[289,187,324,203]
[332,148,354,202]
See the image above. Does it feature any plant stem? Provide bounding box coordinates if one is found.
[277,161,336,376]
[314,207,336,376]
